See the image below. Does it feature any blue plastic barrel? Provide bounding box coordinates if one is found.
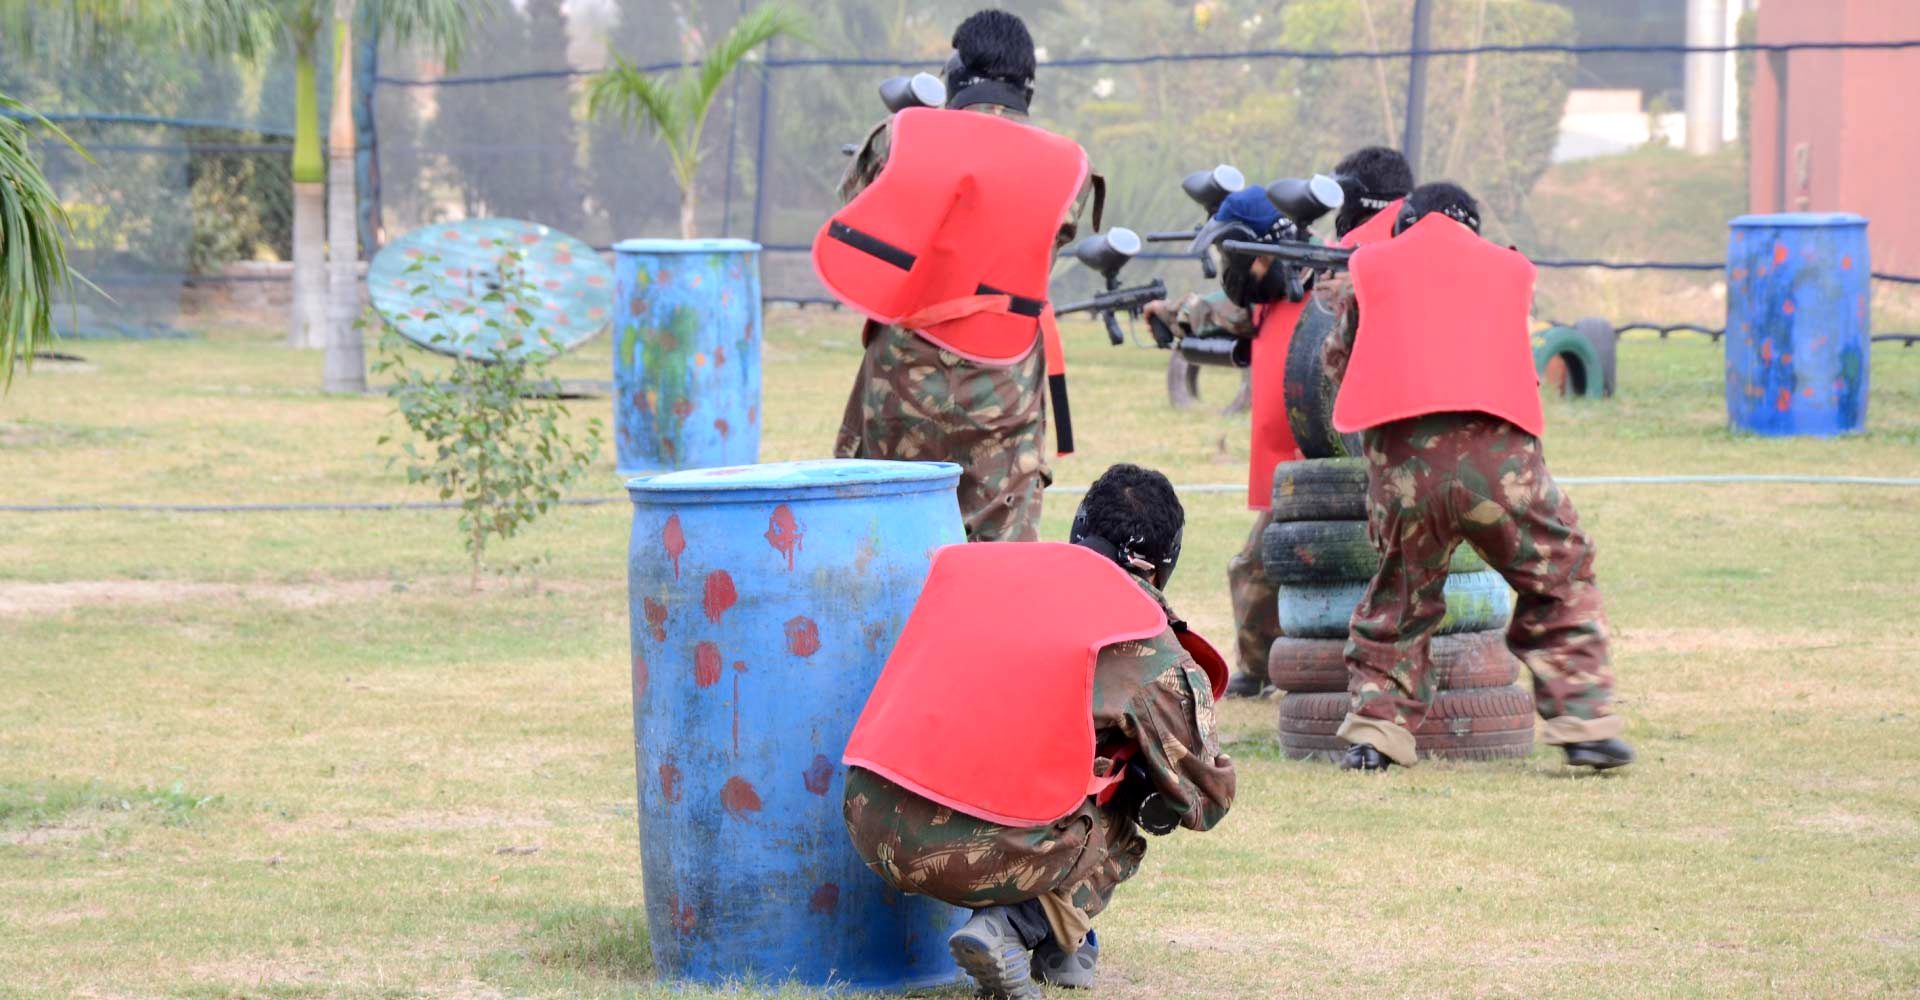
[613,239,763,475]
[626,459,967,989]
[1724,214,1871,436]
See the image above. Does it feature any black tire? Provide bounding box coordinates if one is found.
[1282,299,1365,459]
[1275,570,1513,640]
[1261,519,1488,585]
[1267,630,1519,694]
[1531,325,1607,400]
[1575,316,1618,397]
[1277,685,1535,761]
[1269,457,1367,522]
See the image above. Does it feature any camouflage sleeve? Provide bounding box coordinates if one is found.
[837,117,892,204]
[1055,170,1095,251]
[1197,292,1255,338]
[1319,274,1359,389]
[1126,656,1236,833]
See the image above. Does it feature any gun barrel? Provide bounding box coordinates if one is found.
[1144,230,1201,243]
[1218,239,1355,272]
[1177,331,1252,369]
[1054,278,1167,318]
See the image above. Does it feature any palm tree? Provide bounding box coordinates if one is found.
[587,4,808,240]
[0,94,84,388]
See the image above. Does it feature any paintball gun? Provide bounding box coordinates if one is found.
[1053,228,1175,348]
[841,73,946,156]
[1143,165,1246,279]
[1209,174,1349,302]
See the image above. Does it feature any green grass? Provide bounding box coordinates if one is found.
[2,314,1919,998]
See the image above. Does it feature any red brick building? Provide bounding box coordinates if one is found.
[1749,1,1920,273]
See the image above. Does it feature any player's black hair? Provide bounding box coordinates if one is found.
[1333,146,1414,237]
[1397,181,1482,234]
[1078,463,1184,569]
[951,9,1036,84]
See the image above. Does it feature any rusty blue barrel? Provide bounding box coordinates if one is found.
[613,239,762,475]
[626,459,967,989]
[1725,213,1871,436]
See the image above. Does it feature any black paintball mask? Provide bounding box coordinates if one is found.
[1068,495,1183,590]
[942,51,1034,113]
[1221,252,1295,308]
[1393,199,1482,236]
[1333,178,1410,238]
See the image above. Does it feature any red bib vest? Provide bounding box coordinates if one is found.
[842,543,1225,828]
[1246,299,1305,511]
[1333,215,1543,436]
[812,107,1090,366]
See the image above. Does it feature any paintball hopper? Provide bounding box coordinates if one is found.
[1180,165,1247,218]
[1265,174,1345,230]
[879,72,946,113]
[1072,227,1144,286]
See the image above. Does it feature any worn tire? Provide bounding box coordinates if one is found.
[1575,316,1618,397]
[1282,299,1365,459]
[1261,519,1488,585]
[1269,457,1368,522]
[1277,685,1536,761]
[1275,570,1513,640]
[1532,324,1607,400]
[1267,630,1520,694]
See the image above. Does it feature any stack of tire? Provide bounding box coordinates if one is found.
[1261,459,1537,762]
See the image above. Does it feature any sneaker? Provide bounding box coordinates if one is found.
[948,907,1042,999]
[1563,737,1635,770]
[1224,673,1270,700]
[1340,743,1393,771]
[1033,930,1098,989]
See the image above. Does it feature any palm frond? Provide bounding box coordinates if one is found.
[690,3,810,120]
[366,0,481,68]
[0,0,282,61]
[0,92,88,389]
[587,51,685,146]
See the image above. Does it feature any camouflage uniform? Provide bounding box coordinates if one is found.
[1322,290,1625,766]
[842,584,1235,950]
[1146,292,1278,687]
[832,108,1092,543]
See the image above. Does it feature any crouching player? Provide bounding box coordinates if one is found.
[841,464,1235,997]
[1321,182,1635,772]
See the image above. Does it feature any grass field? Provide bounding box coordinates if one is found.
[3,312,1919,999]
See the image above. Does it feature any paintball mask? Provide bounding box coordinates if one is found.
[1068,495,1183,590]
[1394,199,1482,236]
[942,51,1034,112]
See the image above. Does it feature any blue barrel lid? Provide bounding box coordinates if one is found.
[1730,212,1868,228]
[613,237,762,254]
[628,459,961,504]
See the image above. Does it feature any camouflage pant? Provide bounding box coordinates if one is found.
[1226,510,1280,683]
[843,767,1145,949]
[1339,413,1624,766]
[834,323,1050,543]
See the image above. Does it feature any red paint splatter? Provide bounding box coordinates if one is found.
[863,621,888,652]
[809,883,840,914]
[1803,387,1815,399]
[658,760,683,803]
[672,398,695,419]
[1776,389,1793,412]
[554,250,573,266]
[702,571,737,624]
[1773,242,1788,265]
[668,894,696,933]
[714,418,730,440]
[785,616,822,658]
[643,597,668,642]
[629,294,645,315]
[660,438,676,461]
[632,653,649,703]
[748,405,758,425]
[519,232,541,244]
[1731,267,1748,282]
[1842,255,1854,270]
[720,776,762,817]
[1760,340,1773,363]
[544,279,563,290]
[803,754,834,795]
[714,344,727,368]
[695,641,723,688]
[1781,353,1792,365]
[662,514,686,579]
[1782,299,1796,315]
[765,505,803,570]
[586,275,606,287]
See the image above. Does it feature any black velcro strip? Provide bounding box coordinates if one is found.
[829,222,916,271]
[1048,372,1074,455]
[977,283,1044,318]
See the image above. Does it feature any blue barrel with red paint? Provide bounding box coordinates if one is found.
[1724,213,1871,436]
[626,459,967,988]
[613,238,763,475]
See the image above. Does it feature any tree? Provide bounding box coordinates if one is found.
[0,93,84,388]
[587,3,808,239]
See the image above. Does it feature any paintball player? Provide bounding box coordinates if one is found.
[1147,147,1412,699]
[816,9,1098,542]
[1319,181,1634,772]
[840,463,1235,998]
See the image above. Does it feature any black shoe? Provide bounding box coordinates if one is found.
[1340,743,1393,771]
[1563,737,1635,770]
[1224,673,1269,700]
